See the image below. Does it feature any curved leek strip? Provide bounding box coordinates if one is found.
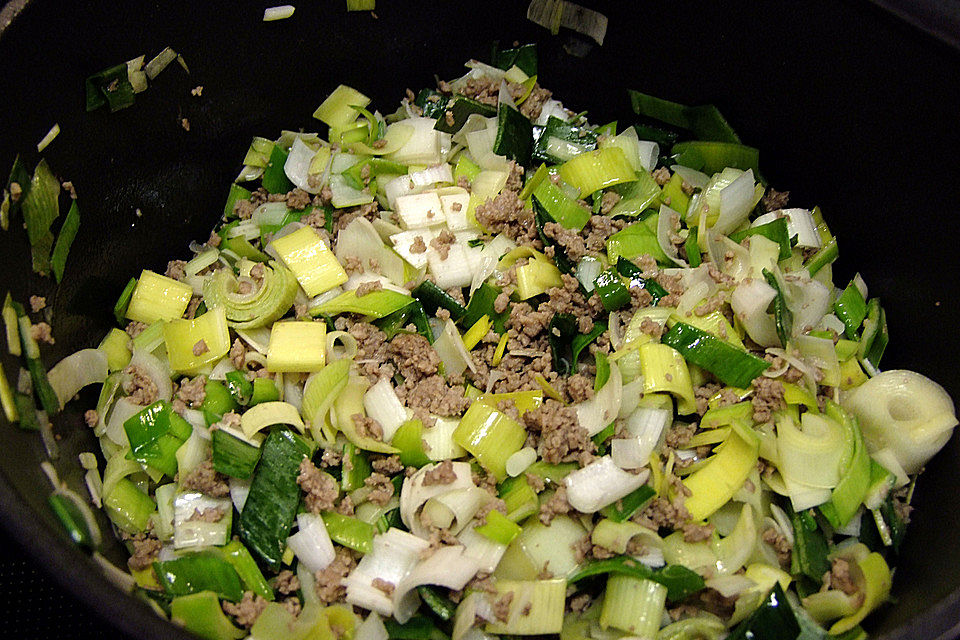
[343,528,429,616]
[575,362,623,437]
[350,122,415,156]
[828,545,892,635]
[333,374,399,453]
[638,342,696,415]
[842,369,958,474]
[47,348,108,409]
[564,457,649,513]
[399,461,476,537]
[301,358,352,443]
[393,545,481,624]
[598,576,666,636]
[776,413,850,490]
[558,146,636,196]
[162,307,231,374]
[668,310,744,350]
[682,431,759,520]
[715,504,756,575]
[656,618,726,640]
[128,348,173,402]
[485,579,567,635]
[590,519,663,555]
[312,288,413,319]
[101,447,143,499]
[240,401,305,438]
[820,402,872,529]
[202,260,298,329]
[730,277,780,348]
[452,402,526,480]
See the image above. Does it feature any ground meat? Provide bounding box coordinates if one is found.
[371,455,404,475]
[348,322,393,382]
[83,409,99,428]
[652,167,671,186]
[565,374,594,403]
[634,492,690,532]
[364,472,395,505]
[397,374,470,417]
[191,339,209,356]
[525,473,545,493]
[372,578,396,596]
[126,533,162,571]
[286,188,312,210]
[234,198,256,220]
[298,458,339,513]
[229,338,246,370]
[539,484,572,525]
[762,527,792,568]
[504,160,524,193]
[599,191,621,214]
[223,591,268,628]
[492,591,514,622]
[694,294,724,317]
[422,460,457,486]
[352,414,384,440]
[165,260,187,281]
[409,235,427,254]
[494,291,510,314]
[524,400,594,465]
[751,377,785,423]
[29,295,46,313]
[429,229,456,260]
[125,321,147,339]
[519,83,552,120]
[663,423,696,449]
[274,570,300,595]
[336,494,355,516]
[762,188,790,212]
[355,280,383,298]
[176,375,206,409]
[122,365,158,405]
[314,547,357,604]
[543,221,588,261]
[572,534,594,563]
[474,190,538,246]
[583,215,627,253]
[389,333,440,381]
[682,522,715,542]
[30,322,54,345]
[181,459,231,498]
[456,175,471,191]
[188,507,225,522]
[569,593,592,613]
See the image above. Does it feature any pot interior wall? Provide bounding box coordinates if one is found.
[1,1,958,638]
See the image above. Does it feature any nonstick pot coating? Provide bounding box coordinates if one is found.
[1,1,959,638]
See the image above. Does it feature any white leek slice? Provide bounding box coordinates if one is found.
[344,528,430,616]
[47,348,109,409]
[731,278,780,347]
[287,512,336,572]
[610,407,672,469]
[399,461,476,538]
[393,545,480,623]
[390,229,437,270]
[385,117,443,166]
[564,456,649,513]
[364,378,408,442]
[395,192,446,229]
[753,208,821,249]
[575,362,622,436]
[173,491,231,549]
[284,137,324,195]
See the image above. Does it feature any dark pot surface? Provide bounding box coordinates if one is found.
[1,1,959,638]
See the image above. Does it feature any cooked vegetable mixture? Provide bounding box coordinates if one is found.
[8,44,959,640]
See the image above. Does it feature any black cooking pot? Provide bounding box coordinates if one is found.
[1,1,959,638]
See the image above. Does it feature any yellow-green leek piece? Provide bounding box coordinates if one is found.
[598,575,666,636]
[682,430,759,520]
[301,358,352,443]
[313,84,371,129]
[98,327,132,371]
[638,342,696,415]
[241,401,305,439]
[202,260,298,329]
[485,579,566,635]
[125,269,193,324]
[333,374,399,454]
[266,320,326,372]
[162,307,231,374]
[558,147,637,197]
[170,591,245,640]
[270,226,348,298]
[312,288,413,319]
[453,402,527,480]
[828,545,892,635]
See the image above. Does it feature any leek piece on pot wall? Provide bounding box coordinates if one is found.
[266,320,326,372]
[125,269,193,324]
[162,307,231,374]
[842,369,958,474]
[270,226,348,297]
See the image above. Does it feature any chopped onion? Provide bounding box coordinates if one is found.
[288,512,336,572]
[47,348,108,409]
[344,528,431,616]
[263,5,295,21]
[564,456,649,512]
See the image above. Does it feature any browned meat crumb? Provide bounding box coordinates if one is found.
[457,175,471,191]
[188,507,225,522]
[286,188,312,210]
[474,190,539,246]
[314,547,356,603]
[125,321,147,339]
[762,527,792,568]
[336,494,355,516]
[422,460,457,486]
[222,591,268,628]
[372,578,395,595]
[694,294,724,317]
[30,322,55,345]
[826,557,859,596]
[29,295,46,313]
[122,365,158,405]
[274,570,300,595]
[352,414,384,441]
[191,85,203,97]
[409,235,427,254]
[9,181,22,201]
[165,260,187,281]
[569,593,592,613]
[234,199,255,220]
[389,333,440,381]
[539,484,572,525]
[84,409,99,427]
[652,167,671,186]
[364,472,395,505]
[429,229,456,260]
[664,423,696,450]
[355,280,383,297]
[505,161,524,193]
[762,188,790,212]
[298,458,339,513]
[180,117,191,131]
[493,591,515,622]
[177,375,207,409]
[634,489,690,531]
[205,229,222,248]
[543,221,588,261]
[524,400,594,466]
[525,473,545,493]
[371,455,404,475]
[582,215,627,253]
[751,376,785,423]
[682,521,715,542]
[599,191,621,214]
[229,338,246,370]
[397,374,471,418]
[126,533,162,571]
[519,83,552,120]
[565,374,594,403]
[192,339,209,356]
[181,459,231,498]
